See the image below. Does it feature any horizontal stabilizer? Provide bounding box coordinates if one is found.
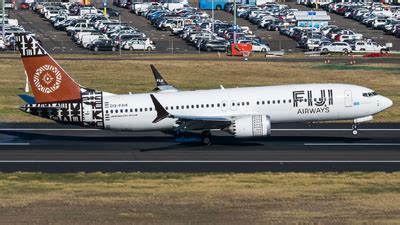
[18,94,36,104]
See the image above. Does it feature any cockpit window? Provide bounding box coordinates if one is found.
[363,92,378,97]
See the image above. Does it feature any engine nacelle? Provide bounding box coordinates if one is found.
[228,115,271,138]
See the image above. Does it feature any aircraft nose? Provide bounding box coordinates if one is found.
[381,96,393,109]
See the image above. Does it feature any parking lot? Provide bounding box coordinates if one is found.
[3,1,400,54]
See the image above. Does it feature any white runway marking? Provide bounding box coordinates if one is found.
[0,128,99,131]
[0,160,399,163]
[304,143,400,146]
[274,129,400,131]
[1,128,400,131]
[0,143,30,146]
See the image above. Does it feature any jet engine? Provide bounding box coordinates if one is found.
[228,115,271,138]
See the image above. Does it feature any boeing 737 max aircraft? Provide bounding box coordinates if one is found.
[15,34,393,144]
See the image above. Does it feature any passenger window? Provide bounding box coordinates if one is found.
[289,99,292,103]
[140,108,142,112]
[206,104,209,108]
[171,106,174,110]
[186,105,189,109]
[135,109,138,112]
[267,101,270,104]
[232,102,235,106]
[166,107,169,110]
[125,109,128,113]
[262,101,265,104]
[150,107,153,111]
[191,105,194,108]
[211,104,214,107]
[120,109,123,113]
[257,101,259,105]
[110,110,113,113]
[242,102,245,106]
[201,104,204,108]
[106,110,109,113]
[145,108,147,112]
[196,105,199,108]
[130,109,133,112]
[272,100,275,104]
[246,102,249,105]
[283,100,286,103]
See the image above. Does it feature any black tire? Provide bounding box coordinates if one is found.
[261,48,267,52]
[343,48,348,54]
[360,48,366,51]
[94,46,99,52]
[201,130,212,145]
[147,46,152,51]
[216,5,222,10]
[322,48,328,53]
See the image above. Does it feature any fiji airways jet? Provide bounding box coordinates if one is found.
[16,34,392,144]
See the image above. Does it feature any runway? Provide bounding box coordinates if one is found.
[0,122,400,172]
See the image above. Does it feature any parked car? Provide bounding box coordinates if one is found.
[89,39,117,51]
[200,40,227,52]
[320,42,352,53]
[353,41,387,52]
[122,39,156,51]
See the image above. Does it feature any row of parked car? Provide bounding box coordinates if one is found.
[0,14,35,50]
[31,1,156,52]
[326,2,400,38]
[117,2,271,53]
[225,2,388,53]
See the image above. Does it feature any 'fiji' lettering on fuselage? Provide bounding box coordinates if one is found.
[293,89,334,115]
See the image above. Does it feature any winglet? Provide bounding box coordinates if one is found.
[151,64,168,87]
[150,94,171,123]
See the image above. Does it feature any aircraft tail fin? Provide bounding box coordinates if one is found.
[15,34,82,104]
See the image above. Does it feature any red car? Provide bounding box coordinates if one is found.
[20,2,29,9]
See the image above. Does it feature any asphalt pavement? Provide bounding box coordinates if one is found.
[1,122,400,172]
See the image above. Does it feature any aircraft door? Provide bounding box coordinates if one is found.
[344,90,353,107]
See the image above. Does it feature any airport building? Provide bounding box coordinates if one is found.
[293,11,331,28]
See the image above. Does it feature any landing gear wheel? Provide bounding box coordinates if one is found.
[201,130,212,145]
[352,124,358,136]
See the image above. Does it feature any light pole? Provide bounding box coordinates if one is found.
[2,0,5,40]
[211,0,214,33]
[233,0,236,44]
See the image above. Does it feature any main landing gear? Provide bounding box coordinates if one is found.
[352,123,358,136]
[200,130,212,145]
[174,130,212,145]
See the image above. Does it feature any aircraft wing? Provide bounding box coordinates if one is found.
[150,65,179,92]
[150,94,231,130]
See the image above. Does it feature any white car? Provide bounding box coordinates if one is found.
[354,41,387,52]
[320,42,352,53]
[0,39,6,50]
[251,41,270,52]
[123,39,156,51]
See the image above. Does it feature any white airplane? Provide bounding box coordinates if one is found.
[16,34,393,144]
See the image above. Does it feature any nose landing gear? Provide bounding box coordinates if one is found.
[352,123,358,136]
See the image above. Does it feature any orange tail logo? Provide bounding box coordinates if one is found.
[16,34,81,104]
